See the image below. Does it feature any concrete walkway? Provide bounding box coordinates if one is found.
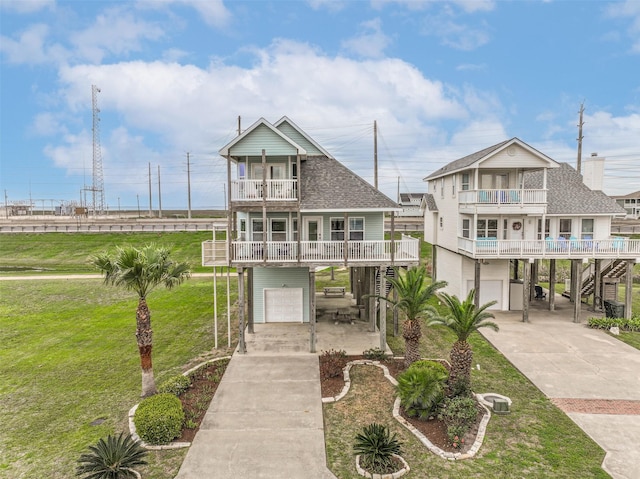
[482,300,640,479]
[175,317,384,479]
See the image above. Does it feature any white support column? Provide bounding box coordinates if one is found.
[310,269,316,353]
[379,267,387,351]
[238,267,246,353]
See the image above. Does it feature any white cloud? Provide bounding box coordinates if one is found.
[69,7,164,63]
[137,0,231,28]
[424,18,490,50]
[0,0,55,14]
[341,18,393,58]
[456,63,486,71]
[606,0,640,53]
[0,23,59,64]
[50,39,476,205]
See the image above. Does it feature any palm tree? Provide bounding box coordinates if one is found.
[378,266,446,368]
[92,244,191,397]
[429,289,498,395]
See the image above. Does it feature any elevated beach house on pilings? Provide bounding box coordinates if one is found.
[202,117,420,352]
[423,138,640,323]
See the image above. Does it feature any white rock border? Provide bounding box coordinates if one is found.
[129,355,232,450]
[355,453,410,479]
[322,358,492,460]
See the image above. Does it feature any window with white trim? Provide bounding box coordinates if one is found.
[292,218,298,241]
[452,176,456,197]
[239,219,246,241]
[581,218,594,239]
[477,218,498,238]
[330,218,345,241]
[349,217,364,240]
[251,219,264,241]
[441,178,445,198]
[462,219,470,238]
[559,218,572,239]
[537,218,550,240]
[461,173,470,191]
[270,219,287,241]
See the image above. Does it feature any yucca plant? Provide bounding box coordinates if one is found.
[353,423,402,474]
[76,433,148,479]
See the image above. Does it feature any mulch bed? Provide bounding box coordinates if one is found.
[175,358,230,442]
[319,354,484,454]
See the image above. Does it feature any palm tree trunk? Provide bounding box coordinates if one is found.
[402,319,422,368]
[136,298,156,397]
[449,340,473,393]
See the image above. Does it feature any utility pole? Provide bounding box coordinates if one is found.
[373,120,378,189]
[157,165,162,218]
[4,190,8,218]
[576,102,585,175]
[148,162,152,217]
[186,152,192,219]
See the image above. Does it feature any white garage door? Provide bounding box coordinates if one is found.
[466,280,502,310]
[264,288,303,323]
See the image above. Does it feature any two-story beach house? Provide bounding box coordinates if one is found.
[202,117,420,352]
[423,138,639,322]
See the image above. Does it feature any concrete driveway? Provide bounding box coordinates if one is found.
[482,301,640,479]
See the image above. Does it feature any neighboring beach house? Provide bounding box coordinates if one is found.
[202,117,420,351]
[611,190,640,219]
[423,138,639,322]
[398,192,425,217]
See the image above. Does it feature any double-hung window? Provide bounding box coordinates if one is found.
[559,218,572,239]
[581,219,594,239]
[270,219,287,241]
[251,219,264,241]
[330,218,345,241]
[349,218,364,240]
[477,218,498,238]
[462,219,470,238]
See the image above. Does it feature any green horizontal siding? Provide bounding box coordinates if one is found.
[230,124,299,156]
[252,267,310,323]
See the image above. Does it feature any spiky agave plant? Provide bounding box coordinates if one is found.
[353,423,402,473]
[76,433,148,479]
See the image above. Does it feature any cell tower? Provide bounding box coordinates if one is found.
[91,84,105,214]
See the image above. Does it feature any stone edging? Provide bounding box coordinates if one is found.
[322,359,491,460]
[129,355,232,450]
[355,453,410,479]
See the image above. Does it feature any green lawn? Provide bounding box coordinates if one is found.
[0,277,237,479]
[323,301,610,479]
[0,232,621,478]
[0,231,215,274]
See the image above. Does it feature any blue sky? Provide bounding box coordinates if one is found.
[1,0,639,211]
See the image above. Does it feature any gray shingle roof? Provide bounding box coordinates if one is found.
[399,193,425,203]
[424,139,512,180]
[423,193,438,212]
[524,163,626,215]
[610,190,640,200]
[300,156,399,211]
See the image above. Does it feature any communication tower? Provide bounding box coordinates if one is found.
[90,84,105,214]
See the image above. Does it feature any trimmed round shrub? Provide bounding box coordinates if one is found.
[134,393,185,445]
[397,360,448,419]
[158,374,191,396]
[438,396,479,445]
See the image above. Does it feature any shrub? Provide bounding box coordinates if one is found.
[353,423,402,474]
[363,347,388,361]
[76,432,147,479]
[134,393,185,445]
[448,374,472,398]
[587,316,640,332]
[158,374,191,396]
[397,360,448,419]
[438,396,479,446]
[320,349,347,380]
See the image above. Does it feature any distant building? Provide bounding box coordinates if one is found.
[397,192,425,217]
[611,191,640,219]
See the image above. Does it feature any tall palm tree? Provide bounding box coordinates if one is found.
[429,289,498,394]
[378,265,446,368]
[92,244,191,397]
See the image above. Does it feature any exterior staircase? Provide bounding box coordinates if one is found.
[574,259,629,300]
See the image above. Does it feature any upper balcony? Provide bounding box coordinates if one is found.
[231,179,297,202]
[202,235,420,267]
[458,236,640,260]
[458,189,547,214]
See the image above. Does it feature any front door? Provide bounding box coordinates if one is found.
[509,218,524,241]
[303,217,323,241]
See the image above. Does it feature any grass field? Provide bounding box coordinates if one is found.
[0,231,632,478]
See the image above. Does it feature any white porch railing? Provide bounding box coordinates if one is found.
[202,235,420,266]
[457,236,640,259]
[458,189,547,205]
[231,179,297,201]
